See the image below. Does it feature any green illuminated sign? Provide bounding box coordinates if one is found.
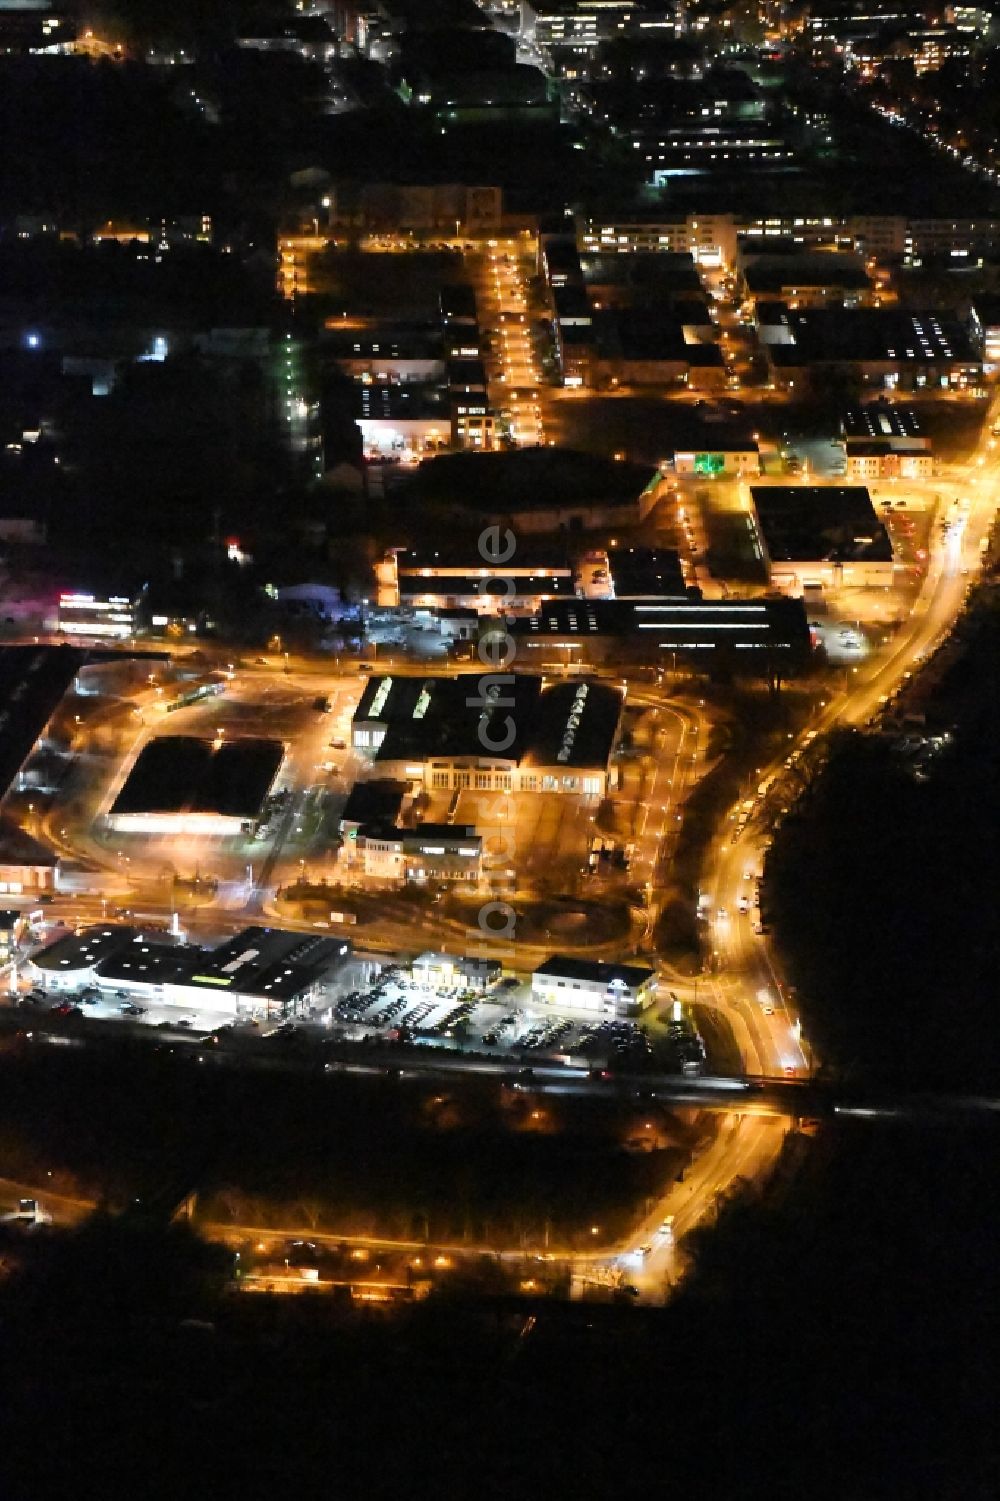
[694,453,725,475]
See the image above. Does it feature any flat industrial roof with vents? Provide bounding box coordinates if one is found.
[510,597,810,652]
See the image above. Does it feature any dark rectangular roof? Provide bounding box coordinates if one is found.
[510,597,811,652]
[111,737,282,818]
[543,238,584,278]
[340,779,407,828]
[438,284,478,321]
[356,673,545,763]
[535,955,655,988]
[778,310,978,365]
[751,486,894,564]
[447,358,488,389]
[179,926,349,1001]
[744,253,870,294]
[0,644,83,801]
[608,545,686,598]
[0,815,58,867]
[323,329,443,361]
[521,680,622,771]
[398,572,576,600]
[357,384,450,421]
[396,545,572,572]
[33,924,141,978]
[845,440,928,457]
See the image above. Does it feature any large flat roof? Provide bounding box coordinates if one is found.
[511,597,811,652]
[774,310,979,365]
[356,673,544,762]
[608,546,686,598]
[111,737,282,819]
[33,924,350,1003]
[744,252,870,293]
[0,644,83,801]
[400,572,576,600]
[750,486,893,564]
[521,680,622,771]
[355,672,624,770]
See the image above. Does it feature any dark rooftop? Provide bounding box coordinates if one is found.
[0,815,58,868]
[340,780,407,829]
[412,447,657,514]
[751,486,894,565]
[744,253,871,294]
[535,955,654,988]
[608,545,686,598]
[521,679,623,771]
[0,644,83,803]
[776,310,978,365]
[111,737,282,819]
[511,597,811,652]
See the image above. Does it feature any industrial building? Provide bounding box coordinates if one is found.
[374,547,576,613]
[750,486,895,593]
[532,955,657,1018]
[27,924,351,1020]
[107,736,284,837]
[765,310,982,393]
[509,596,811,665]
[352,672,624,796]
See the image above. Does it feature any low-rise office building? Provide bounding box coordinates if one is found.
[845,441,933,480]
[343,822,483,885]
[532,955,656,1017]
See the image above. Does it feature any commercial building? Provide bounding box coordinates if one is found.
[765,310,982,394]
[576,211,1000,271]
[532,955,656,1017]
[410,951,500,992]
[339,779,408,836]
[510,596,811,666]
[750,485,895,593]
[352,672,624,796]
[107,737,283,837]
[841,401,933,478]
[596,309,727,389]
[27,924,351,1020]
[374,547,576,613]
[740,252,876,311]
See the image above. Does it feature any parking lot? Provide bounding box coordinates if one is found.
[323,964,654,1065]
